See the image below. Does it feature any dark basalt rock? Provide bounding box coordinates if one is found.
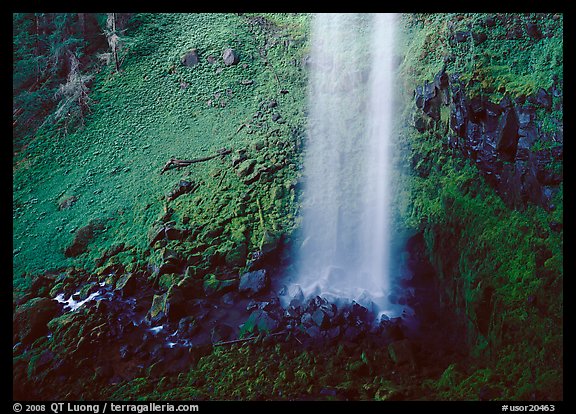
[526,22,543,40]
[453,31,469,43]
[222,48,239,66]
[472,31,488,46]
[181,49,200,67]
[239,269,269,297]
[167,180,197,202]
[495,107,520,162]
[535,88,552,110]
[414,68,562,212]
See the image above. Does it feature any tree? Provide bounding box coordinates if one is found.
[53,51,93,133]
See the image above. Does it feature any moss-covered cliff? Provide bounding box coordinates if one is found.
[395,13,563,399]
[13,13,562,401]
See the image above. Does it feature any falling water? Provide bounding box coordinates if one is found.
[293,13,399,317]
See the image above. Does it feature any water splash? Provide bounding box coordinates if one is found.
[293,13,400,317]
[55,290,101,312]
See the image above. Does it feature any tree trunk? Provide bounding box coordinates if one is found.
[78,13,86,36]
[111,13,120,72]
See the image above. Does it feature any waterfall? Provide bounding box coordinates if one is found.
[292,13,399,317]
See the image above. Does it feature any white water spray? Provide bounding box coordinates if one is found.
[293,13,399,316]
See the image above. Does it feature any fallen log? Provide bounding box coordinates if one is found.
[160,147,232,174]
[213,331,287,347]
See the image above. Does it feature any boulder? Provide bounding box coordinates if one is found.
[166,285,188,322]
[236,159,256,177]
[181,49,200,67]
[312,309,330,329]
[472,31,487,46]
[535,88,552,110]
[167,180,196,201]
[13,297,60,345]
[148,293,167,323]
[115,272,138,296]
[287,284,304,306]
[453,31,469,43]
[30,273,57,297]
[148,223,166,247]
[222,48,239,66]
[495,107,520,162]
[238,269,269,297]
[203,274,238,297]
[526,23,542,40]
[178,316,199,338]
[241,309,279,335]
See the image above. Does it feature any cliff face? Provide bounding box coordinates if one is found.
[398,13,562,399]
[12,13,563,401]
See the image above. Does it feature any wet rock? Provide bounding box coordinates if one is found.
[239,269,269,297]
[286,284,304,306]
[222,48,239,66]
[178,316,199,337]
[181,49,200,67]
[312,309,330,329]
[307,295,328,313]
[305,325,322,339]
[422,81,441,121]
[300,312,313,326]
[319,302,337,319]
[350,301,370,323]
[13,297,60,345]
[166,285,188,322]
[242,309,279,334]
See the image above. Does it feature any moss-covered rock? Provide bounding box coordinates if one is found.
[13,297,60,345]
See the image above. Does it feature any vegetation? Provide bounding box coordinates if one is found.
[13,13,562,401]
